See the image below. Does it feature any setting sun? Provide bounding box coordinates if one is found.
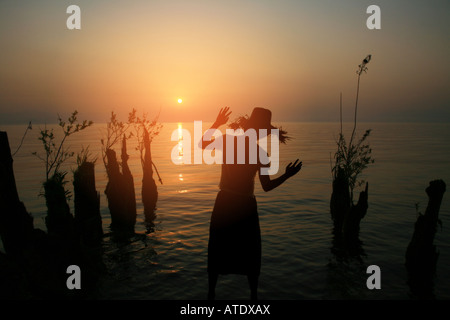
[178,99,183,104]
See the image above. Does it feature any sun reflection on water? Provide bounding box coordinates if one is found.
[177,122,183,161]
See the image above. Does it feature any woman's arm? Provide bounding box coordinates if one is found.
[259,159,302,192]
[200,107,232,149]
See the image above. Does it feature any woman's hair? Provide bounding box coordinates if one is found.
[228,115,290,144]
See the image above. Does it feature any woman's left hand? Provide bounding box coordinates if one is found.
[285,159,302,178]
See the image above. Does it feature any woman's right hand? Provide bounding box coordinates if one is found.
[213,107,231,127]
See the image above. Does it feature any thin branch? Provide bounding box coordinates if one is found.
[340,92,343,137]
[12,121,32,157]
[152,161,163,185]
[349,54,371,148]
[349,73,361,148]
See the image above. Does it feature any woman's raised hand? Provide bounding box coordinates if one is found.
[285,159,302,178]
[213,107,232,127]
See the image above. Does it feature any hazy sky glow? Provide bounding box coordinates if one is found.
[0,0,449,124]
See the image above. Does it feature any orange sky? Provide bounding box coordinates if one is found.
[0,0,449,124]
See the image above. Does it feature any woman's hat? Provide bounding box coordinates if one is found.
[246,107,277,130]
[228,107,290,143]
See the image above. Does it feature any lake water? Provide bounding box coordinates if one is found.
[1,121,450,300]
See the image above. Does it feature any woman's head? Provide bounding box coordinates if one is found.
[229,107,290,144]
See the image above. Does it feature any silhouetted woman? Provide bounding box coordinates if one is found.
[202,107,302,300]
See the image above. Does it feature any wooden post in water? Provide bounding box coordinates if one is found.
[330,168,368,242]
[330,168,351,235]
[104,135,136,236]
[73,161,103,246]
[121,134,137,230]
[142,128,158,228]
[343,182,369,241]
[0,131,34,257]
[43,171,75,241]
[405,179,446,299]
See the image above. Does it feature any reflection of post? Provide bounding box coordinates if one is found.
[171,123,192,165]
[178,123,184,160]
[0,131,34,257]
[405,179,446,299]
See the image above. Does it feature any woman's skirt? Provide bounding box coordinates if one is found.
[207,190,261,276]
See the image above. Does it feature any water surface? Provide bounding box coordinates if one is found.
[2,121,449,299]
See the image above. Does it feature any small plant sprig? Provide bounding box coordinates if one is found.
[333,128,374,200]
[33,110,93,181]
[349,54,372,147]
[100,110,135,166]
[129,108,163,184]
[130,110,162,162]
[76,145,97,167]
[332,55,374,201]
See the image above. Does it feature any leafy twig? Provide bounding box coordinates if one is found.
[33,110,93,181]
[131,108,163,184]
[101,110,134,167]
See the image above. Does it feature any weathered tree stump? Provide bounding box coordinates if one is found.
[1,131,102,299]
[330,167,369,242]
[73,161,102,246]
[330,168,351,234]
[0,131,34,257]
[142,128,158,230]
[43,172,75,241]
[343,182,368,241]
[405,179,446,299]
[104,135,136,236]
[121,135,137,228]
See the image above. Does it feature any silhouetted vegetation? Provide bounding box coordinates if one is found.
[33,110,93,238]
[326,57,374,299]
[330,55,374,240]
[33,110,93,181]
[100,110,162,236]
[30,111,100,298]
[1,129,100,299]
[101,111,137,237]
